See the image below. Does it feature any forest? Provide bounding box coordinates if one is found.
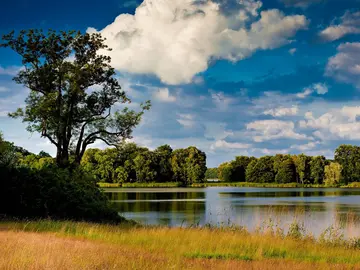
[206,145,360,186]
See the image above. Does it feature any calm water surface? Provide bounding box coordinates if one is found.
[104,187,360,237]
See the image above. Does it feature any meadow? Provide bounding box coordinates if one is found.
[1,220,360,269]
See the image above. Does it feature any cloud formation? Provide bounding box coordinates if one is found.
[319,11,360,42]
[300,106,360,140]
[279,0,322,8]
[326,42,360,89]
[246,119,309,142]
[264,106,298,117]
[88,0,308,84]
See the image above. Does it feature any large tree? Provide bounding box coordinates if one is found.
[1,29,150,167]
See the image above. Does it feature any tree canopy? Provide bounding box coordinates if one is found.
[1,29,150,167]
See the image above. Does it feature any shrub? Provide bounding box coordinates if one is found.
[0,165,123,223]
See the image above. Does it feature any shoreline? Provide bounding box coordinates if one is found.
[98,182,360,189]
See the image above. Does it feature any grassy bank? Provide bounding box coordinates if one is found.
[1,220,360,269]
[98,181,360,188]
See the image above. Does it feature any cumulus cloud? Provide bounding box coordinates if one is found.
[264,106,298,117]
[291,141,318,151]
[319,11,360,42]
[88,0,308,84]
[210,140,251,150]
[246,119,309,142]
[153,88,177,102]
[326,42,360,88]
[300,106,360,140]
[279,0,322,8]
[296,82,328,98]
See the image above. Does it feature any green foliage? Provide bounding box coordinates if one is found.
[275,159,296,184]
[1,29,150,167]
[324,162,342,186]
[292,154,311,184]
[231,156,256,182]
[309,156,326,184]
[246,156,275,183]
[335,145,360,184]
[205,168,218,179]
[80,144,206,184]
[171,147,206,185]
[217,162,234,182]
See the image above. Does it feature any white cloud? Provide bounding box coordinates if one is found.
[300,106,360,140]
[210,90,235,111]
[312,83,328,94]
[0,65,22,76]
[291,141,318,151]
[88,0,308,84]
[279,0,322,8]
[319,11,360,42]
[246,119,309,142]
[296,82,328,98]
[289,48,297,55]
[210,140,251,150]
[325,42,360,88]
[153,88,176,102]
[264,106,298,117]
[176,113,196,128]
[296,88,313,98]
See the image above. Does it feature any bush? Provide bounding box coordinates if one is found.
[0,164,124,223]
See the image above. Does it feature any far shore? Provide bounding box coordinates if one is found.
[98,181,360,189]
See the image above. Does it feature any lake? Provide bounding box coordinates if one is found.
[104,187,360,238]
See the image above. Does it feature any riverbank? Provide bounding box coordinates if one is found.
[1,220,360,269]
[98,181,360,188]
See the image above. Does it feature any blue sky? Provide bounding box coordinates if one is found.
[1,0,360,167]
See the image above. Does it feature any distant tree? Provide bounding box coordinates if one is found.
[154,145,173,182]
[217,162,232,182]
[246,156,275,183]
[324,162,342,186]
[292,154,311,184]
[205,168,218,179]
[231,156,256,182]
[185,147,207,184]
[309,156,326,184]
[275,159,296,183]
[170,147,206,185]
[335,145,360,184]
[38,151,51,158]
[134,151,156,182]
[1,29,150,167]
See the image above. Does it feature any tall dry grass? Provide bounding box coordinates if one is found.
[1,220,360,269]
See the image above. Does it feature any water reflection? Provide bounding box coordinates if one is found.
[104,187,360,237]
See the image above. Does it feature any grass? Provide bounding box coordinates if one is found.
[1,220,360,269]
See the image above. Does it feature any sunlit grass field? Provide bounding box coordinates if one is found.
[1,220,360,269]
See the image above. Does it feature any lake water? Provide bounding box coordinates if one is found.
[104,187,360,238]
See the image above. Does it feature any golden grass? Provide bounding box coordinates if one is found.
[1,221,360,269]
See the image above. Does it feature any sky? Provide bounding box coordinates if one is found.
[1,0,360,167]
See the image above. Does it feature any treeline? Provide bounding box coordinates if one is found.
[207,145,360,186]
[81,144,207,185]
